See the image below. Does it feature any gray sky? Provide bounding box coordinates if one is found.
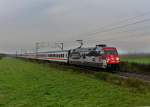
[0,0,150,53]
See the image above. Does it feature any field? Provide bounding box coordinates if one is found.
[121,55,150,64]
[0,57,150,107]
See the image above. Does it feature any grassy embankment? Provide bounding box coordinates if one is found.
[0,57,150,107]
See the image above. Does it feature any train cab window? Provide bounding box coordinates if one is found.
[104,50,118,55]
[100,50,104,55]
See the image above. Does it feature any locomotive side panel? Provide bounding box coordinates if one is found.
[69,46,120,69]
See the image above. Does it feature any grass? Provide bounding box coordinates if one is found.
[0,57,150,107]
[121,55,150,64]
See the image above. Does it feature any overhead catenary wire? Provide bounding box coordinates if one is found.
[81,11,150,37]
[20,11,150,53]
[86,18,150,37]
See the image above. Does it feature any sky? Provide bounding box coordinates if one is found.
[0,0,150,54]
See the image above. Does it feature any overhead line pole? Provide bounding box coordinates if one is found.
[76,40,83,48]
[16,51,18,57]
[35,42,40,58]
[55,42,64,50]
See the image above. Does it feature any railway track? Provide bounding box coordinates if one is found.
[62,64,150,83]
[117,71,150,83]
[66,64,150,83]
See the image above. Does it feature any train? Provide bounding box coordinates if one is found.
[19,44,120,70]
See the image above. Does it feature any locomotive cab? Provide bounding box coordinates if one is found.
[102,47,120,70]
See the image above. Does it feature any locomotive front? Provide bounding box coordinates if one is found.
[102,47,120,70]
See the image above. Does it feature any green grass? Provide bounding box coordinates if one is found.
[121,56,150,64]
[0,57,150,107]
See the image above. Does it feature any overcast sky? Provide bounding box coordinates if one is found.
[0,0,150,53]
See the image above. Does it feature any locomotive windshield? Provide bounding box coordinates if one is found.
[104,50,118,55]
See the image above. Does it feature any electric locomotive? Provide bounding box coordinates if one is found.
[69,44,120,70]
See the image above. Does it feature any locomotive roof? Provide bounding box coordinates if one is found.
[71,47,97,52]
[71,46,117,52]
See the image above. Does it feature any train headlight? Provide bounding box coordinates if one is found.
[116,57,120,61]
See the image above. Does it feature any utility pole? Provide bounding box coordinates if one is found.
[55,42,64,50]
[76,40,83,48]
[16,51,18,57]
[20,49,23,56]
[35,42,40,58]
